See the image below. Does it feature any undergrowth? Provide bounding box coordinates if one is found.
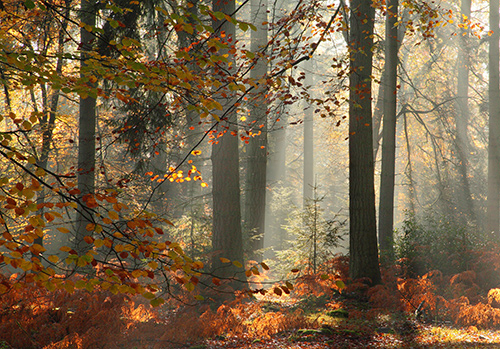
[3,242,500,348]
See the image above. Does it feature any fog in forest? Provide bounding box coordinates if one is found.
[5,0,500,344]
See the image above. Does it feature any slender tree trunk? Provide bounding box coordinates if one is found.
[488,0,500,235]
[244,0,268,263]
[211,0,246,288]
[455,0,475,224]
[303,63,314,205]
[264,110,288,258]
[75,0,97,254]
[403,109,416,214]
[378,0,399,262]
[35,0,70,248]
[348,0,381,284]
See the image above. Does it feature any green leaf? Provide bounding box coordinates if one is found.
[185,282,195,291]
[150,297,165,307]
[335,280,346,290]
[24,0,35,9]
[143,292,155,300]
[213,11,225,20]
[238,22,249,32]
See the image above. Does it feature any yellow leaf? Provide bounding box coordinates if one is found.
[77,257,88,267]
[108,210,119,220]
[148,261,158,269]
[57,227,70,234]
[10,251,22,258]
[220,257,230,263]
[132,269,144,278]
[185,282,195,292]
[85,223,95,231]
[20,261,32,271]
[48,255,59,263]
[232,260,243,268]
[60,246,72,252]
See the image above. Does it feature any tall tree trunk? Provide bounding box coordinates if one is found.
[488,0,500,235]
[35,0,70,248]
[455,0,475,224]
[403,108,416,214]
[348,0,381,284]
[378,0,399,262]
[244,0,268,263]
[75,0,97,255]
[264,109,288,258]
[303,63,314,205]
[211,0,246,288]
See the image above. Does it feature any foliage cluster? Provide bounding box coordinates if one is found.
[0,273,158,348]
[0,270,316,348]
[395,212,483,277]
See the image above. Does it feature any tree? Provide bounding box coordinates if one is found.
[210,0,246,288]
[488,0,500,235]
[454,0,475,225]
[244,0,269,263]
[303,61,314,205]
[378,0,399,261]
[348,0,381,284]
[75,0,98,254]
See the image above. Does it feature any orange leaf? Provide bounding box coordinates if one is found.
[83,236,94,244]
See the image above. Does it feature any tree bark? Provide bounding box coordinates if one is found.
[211,0,246,288]
[455,0,475,224]
[378,0,399,262]
[75,0,97,254]
[488,0,500,235]
[303,62,314,205]
[348,0,381,284]
[35,0,70,248]
[244,0,268,263]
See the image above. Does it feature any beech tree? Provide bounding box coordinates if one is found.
[244,0,268,263]
[488,0,500,235]
[75,0,97,255]
[210,0,246,286]
[348,0,381,284]
[455,0,475,225]
[378,0,399,261]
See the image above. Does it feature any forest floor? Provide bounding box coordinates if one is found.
[152,293,500,349]
[200,321,500,348]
